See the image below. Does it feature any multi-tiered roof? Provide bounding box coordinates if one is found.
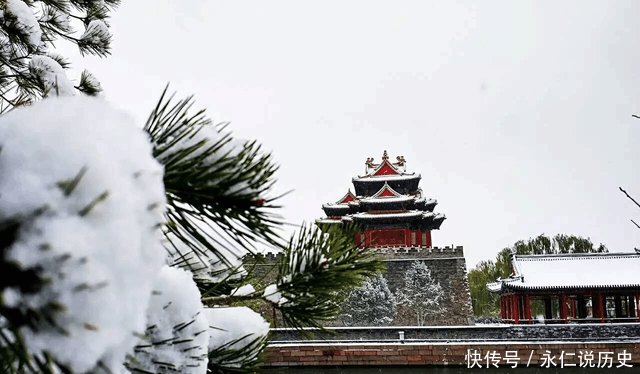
[317,151,445,248]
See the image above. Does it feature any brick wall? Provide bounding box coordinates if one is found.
[264,342,640,367]
[270,323,640,342]
[381,248,473,325]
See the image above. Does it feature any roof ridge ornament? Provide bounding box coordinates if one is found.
[382,150,389,161]
[395,155,407,172]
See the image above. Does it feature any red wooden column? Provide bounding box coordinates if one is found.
[524,295,532,323]
[512,294,520,324]
[560,294,568,323]
[506,295,511,320]
[595,293,605,322]
[500,296,506,320]
[636,293,640,322]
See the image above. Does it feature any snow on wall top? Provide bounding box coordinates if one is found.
[490,253,640,291]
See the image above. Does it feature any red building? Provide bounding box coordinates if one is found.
[488,251,640,324]
[316,151,445,248]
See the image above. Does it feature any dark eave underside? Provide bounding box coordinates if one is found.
[500,284,640,293]
[353,178,420,197]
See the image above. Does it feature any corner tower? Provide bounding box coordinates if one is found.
[316,151,474,326]
[317,150,446,248]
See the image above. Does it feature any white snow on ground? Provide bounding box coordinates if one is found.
[128,266,209,374]
[4,0,42,49]
[29,55,76,96]
[0,96,166,372]
[204,306,269,363]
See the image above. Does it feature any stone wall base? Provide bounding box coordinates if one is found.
[265,342,640,368]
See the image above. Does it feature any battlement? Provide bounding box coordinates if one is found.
[376,245,464,258]
[244,245,465,264]
[244,251,284,263]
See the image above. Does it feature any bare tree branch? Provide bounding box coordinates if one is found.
[619,187,640,209]
[633,114,640,119]
[631,219,640,230]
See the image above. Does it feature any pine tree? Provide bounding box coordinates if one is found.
[341,274,396,326]
[0,0,116,111]
[395,261,444,326]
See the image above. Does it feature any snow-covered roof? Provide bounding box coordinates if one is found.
[321,203,351,209]
[352,211,428,219]
[353,173,420,183]
[415,197,437,205]
[488,252,640,292]
[360,195,414,204]
[358,182,414,204]
[314,218,342,225]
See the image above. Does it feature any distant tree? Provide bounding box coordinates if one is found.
[468,260,501,317]
[341,274,396,326]
[468,234,608,317]
[395,261,444,326]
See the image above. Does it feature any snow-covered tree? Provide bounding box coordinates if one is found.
[0,0,116,110]
[0,89,382,373]
[395,261,445,326]
[341,274,396,326]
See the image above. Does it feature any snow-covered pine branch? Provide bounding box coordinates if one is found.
[0,96,166,372]
[267,224,383,328]
[0,89,385,373]
[143,87,284,281]
[0,0,117,108]
[126,266,210,374]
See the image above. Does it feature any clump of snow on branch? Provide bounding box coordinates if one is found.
[341,274,396,326]
[395,261,445,326]
[29,55,75,96]
[3,0,43,50]
[263,283,287,305]
[127,266,210,374]
[231,284,255,296]
[79,20,110,48]
[0,96,166,372]
[204,306,269,367]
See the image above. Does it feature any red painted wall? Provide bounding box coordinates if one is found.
[359,229,432,248]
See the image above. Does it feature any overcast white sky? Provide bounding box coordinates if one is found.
[61,1,640,267]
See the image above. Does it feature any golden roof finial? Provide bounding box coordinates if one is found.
[382,150,389,161]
